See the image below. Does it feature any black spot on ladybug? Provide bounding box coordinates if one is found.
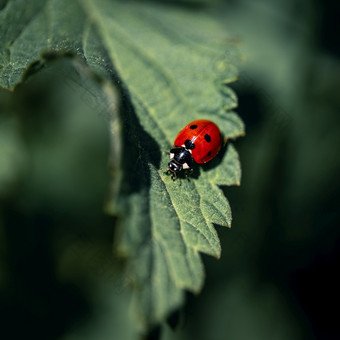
[190,125,197,129]
[204,134,211,142]
[185,139,195,150]
[207,151,212,157]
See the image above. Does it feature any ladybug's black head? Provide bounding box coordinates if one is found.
[168,160,182,174]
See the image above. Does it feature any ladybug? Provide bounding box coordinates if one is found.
[167,119,222,180]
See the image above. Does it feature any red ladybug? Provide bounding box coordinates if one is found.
[167,119,222,180]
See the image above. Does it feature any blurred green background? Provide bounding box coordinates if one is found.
[0,0,339,339]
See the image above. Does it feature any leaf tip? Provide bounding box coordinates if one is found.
[215,253,221,260]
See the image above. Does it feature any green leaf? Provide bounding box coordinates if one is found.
[0,0,244,328]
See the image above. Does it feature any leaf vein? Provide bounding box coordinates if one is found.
[158,171,218,256]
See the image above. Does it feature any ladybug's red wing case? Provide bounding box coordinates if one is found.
[174,119,222,164]
[174,120,210,147]
[192,121,222,163]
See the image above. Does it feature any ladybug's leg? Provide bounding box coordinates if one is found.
[184,168,193,181]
